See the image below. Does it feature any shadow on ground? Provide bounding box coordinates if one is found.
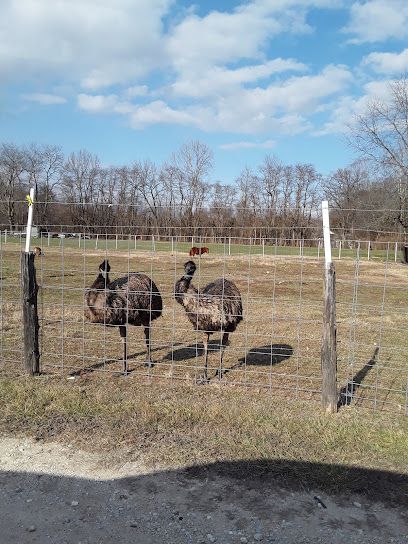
[338,347,379,408]
[0,458,407,544]
[69,343,182,376]
[163,340,225,362]
[238,344,294,366]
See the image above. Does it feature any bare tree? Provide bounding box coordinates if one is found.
[61,150,100,228]
[25,144,63,230]
[0,143,26,230]
[323,161,369,239]
[168,141,213,232]
[349,77,408,229]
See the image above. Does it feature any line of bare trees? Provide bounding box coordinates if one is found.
[1,77,408,242]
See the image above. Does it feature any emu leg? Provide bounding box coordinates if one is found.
[198,332,210,384]
[119,325,127,374]
[144,326,153,367]
[218,332,230,379]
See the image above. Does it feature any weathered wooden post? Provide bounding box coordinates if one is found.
[402,245,408,264]
[321,201,337,413]
[21,187,40,375]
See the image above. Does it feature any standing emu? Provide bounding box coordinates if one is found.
[174,260,243,382]
[84,260,162,374]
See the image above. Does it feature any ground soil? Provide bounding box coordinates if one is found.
[0,437,407,544]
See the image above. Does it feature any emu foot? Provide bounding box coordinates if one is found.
[196,374,210,385]
[144,360,154,368]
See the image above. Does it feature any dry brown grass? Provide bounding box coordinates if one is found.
[0,374,407,485]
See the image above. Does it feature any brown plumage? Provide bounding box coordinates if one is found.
[84,260,162,373]
[174,260,243,382]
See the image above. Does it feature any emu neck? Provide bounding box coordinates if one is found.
[91,273,110,290]
[175,274,197,303]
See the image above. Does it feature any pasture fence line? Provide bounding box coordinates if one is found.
[0,200,408,415]
[2,228,408,263]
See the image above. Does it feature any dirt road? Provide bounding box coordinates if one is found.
[0,437,407,544]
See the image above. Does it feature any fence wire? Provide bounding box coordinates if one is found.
[1,220,408,414]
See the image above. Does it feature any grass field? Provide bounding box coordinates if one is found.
[1,241,408,414]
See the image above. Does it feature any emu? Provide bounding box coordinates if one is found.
[84,260,162,374]
[174,260,243,382]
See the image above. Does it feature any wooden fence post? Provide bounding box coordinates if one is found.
[21,187,40,377]
[321,201,337,413]
[21,252,40,375]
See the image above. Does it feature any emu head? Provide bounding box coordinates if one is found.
[99,260,111,279]
[184,260,196,278]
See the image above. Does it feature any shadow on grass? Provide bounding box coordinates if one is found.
[217,344,293,379]
[239,344,294,366]
[338,347,379,408]
[69,343,182,376]
[0,458,407,543]
[163,339,224,362]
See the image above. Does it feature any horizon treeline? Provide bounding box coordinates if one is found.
[0,140,405,243]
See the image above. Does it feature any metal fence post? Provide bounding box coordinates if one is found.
[321,201,337,413]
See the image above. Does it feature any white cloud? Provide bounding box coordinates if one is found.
[0,0,172,88]
[21,93,66,105]
[344,0,408,43]
[78,94,195,128]
[219,140,276,150]
[363,49,408,74]
[124,85,149,98]
[316,79,396,135]
[170,58,307,99]
[167,0,340,73]
[6,0,352,139]
[79,64,351,135]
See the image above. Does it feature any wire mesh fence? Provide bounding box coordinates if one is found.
[1,210,408,414]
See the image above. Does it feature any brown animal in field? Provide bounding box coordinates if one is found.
[189,246,209,257]
[33,246,43,257]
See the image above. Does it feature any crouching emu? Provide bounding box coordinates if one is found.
[174,260,243,383]
[84,260,162,374]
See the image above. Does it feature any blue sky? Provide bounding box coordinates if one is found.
[1,0,408,183]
